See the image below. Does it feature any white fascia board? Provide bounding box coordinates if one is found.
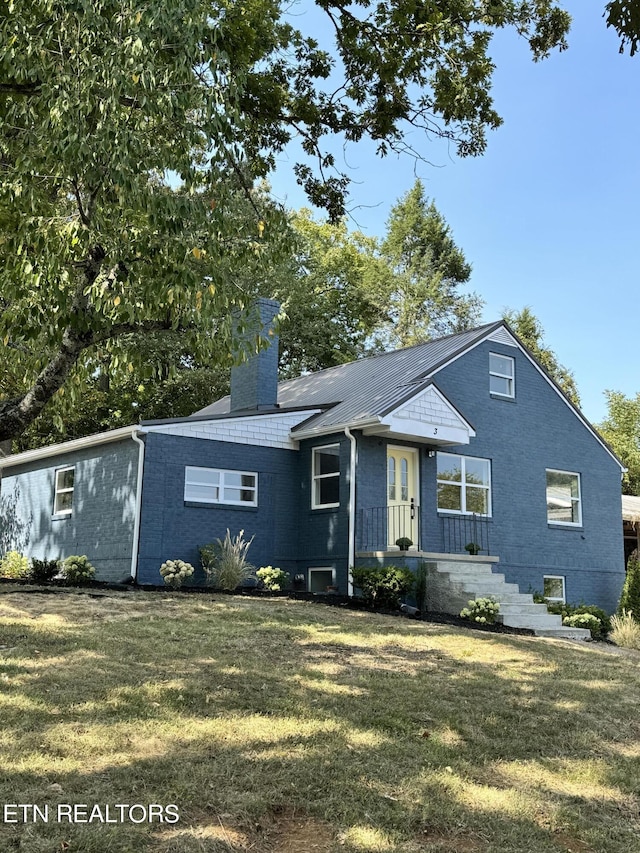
[0,425,141,471]
[291,416,381,441]
[144,409,321,432]
[430,323,626,473]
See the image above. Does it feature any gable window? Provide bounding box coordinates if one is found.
[312,445,340,508]
[184,467,257,507]
[437,453,491,516]
[490,353,515,398]
[546,469,581,525]
[54,466,75,516]
[543,575,566,603]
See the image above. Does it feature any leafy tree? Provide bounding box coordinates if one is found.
[0,0,571,444]
[275,209,390,377]
[597,391,640,495]
[502,307,581,407]
[378,181,482,347]
[605,1,640,55]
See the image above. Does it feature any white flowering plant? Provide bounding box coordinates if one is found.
[460,597,500,624]
[256,566,290,591]
[160,559,195,588]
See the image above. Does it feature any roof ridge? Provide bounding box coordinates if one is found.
[278,321,503,388]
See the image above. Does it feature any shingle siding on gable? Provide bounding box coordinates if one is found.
[145,410,317,450]
[0,439,138,582]
[429,339,624,612]
[136,432,304,585]
[393,387,466,430]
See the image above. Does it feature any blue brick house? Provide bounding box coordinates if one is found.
[0,299,626,613]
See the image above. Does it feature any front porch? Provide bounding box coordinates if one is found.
[356,506,492,556]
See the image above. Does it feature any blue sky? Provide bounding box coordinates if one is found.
[269,1,640,426]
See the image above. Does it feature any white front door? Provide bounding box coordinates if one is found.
[387,447,419,549]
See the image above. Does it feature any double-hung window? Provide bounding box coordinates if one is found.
[490,353,515,398]
[546,470,581,525]
[312,445,340,509]
[437,453,491,516]
[184,467,257,507]
[54,466,75,516]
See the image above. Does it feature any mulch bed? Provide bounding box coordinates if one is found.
[0,578,534,636]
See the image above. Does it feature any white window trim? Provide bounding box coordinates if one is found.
[436,453,492,517]
[543,575,566,603]
[308,567,337,592]
[184,466,258,507]
[546,468,582,526]
[490,352,515,398]
[53,466,75,516]
[311,444,340,509]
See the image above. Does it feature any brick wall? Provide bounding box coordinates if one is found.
[0,439,139,582]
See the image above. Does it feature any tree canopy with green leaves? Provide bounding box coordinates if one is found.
[0,0,571,444]
[597,391,640,495]
[379,180,481,348]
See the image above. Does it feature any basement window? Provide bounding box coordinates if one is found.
[543,575,566,603]
[308,567,336,593]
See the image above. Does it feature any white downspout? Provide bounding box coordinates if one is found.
[130,428,146,581]
[345,427,357,597]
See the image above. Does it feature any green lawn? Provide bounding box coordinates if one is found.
[1,589,639,852]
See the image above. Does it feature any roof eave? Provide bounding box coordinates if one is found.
[0,425,143,471]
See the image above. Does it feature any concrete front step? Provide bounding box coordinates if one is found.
[498,611,591,638]
[424,556,591,639]
[532,626,592,640]
[498,602,551,616]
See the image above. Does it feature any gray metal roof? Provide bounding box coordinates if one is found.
[194,322,502,433]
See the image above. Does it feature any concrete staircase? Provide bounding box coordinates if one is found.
[423,554,590,639]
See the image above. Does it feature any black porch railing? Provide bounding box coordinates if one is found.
[356,506,491,555]
[439,513,490,556]
[356,504,420,552]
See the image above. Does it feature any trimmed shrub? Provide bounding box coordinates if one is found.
[30,558,60,583]
[61,555,96,584]
[610,610,640,650]
[546,602,610,638]
[256,566,290,591]
[460,597,500,625]
[0,551,30,579]
[160,559,194,589]
[351,565,415,610]
[200,529,255,591]
[619,549,640,621]
[562,613,602,637]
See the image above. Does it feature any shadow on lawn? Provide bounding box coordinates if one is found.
[0,598,639,852]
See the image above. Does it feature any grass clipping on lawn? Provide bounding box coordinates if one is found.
[0,591,639,853]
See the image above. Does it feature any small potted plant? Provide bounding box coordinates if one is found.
[464,542,481,556]
[395,537,413,552]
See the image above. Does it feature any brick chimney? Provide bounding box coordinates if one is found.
[230,298,280,412]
